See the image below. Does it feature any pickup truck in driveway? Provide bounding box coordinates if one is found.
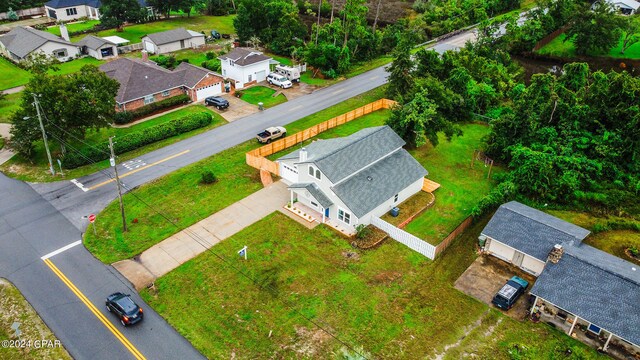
[257,126,286,143]
[492,276,529,310]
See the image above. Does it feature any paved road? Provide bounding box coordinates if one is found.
[0,174,205,359]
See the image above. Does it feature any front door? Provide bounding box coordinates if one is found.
[512,251,525,267]
[325,208,329,218]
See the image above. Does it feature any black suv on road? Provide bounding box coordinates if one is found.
[205,96,230,110]
[106,292,144,326]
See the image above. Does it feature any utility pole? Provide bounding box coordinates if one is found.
[32,94,55,176]
[108,136,127,232]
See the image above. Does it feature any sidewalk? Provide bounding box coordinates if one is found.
[0,123,14,165]
[113,181,289,289]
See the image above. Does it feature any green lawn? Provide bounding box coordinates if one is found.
[84,87,387,263]
[537,32,640,59]
[404,124,501,244]
[50,57,104,75]
[0,105,225,182]
[239,86,287,108]
[139,212,604,359]
[0,137,4,151]
[147,47,216,68]
[47,20,100,36]
[0,92,22,123]
[0,57,31,90]
[69,15,236,43]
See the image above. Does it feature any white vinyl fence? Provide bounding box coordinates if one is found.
[371,217,436,259]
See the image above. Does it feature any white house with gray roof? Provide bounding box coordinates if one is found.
[480,201,590,276]
[77,35,117,60]
[218,47,272,89]
[141,28,205,55]
[277,126,428,232]
[0,26,78,62]
[481,201,640,355]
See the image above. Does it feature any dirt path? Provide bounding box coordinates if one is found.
[432,309,491,360]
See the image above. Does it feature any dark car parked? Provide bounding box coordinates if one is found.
[491,276,529,310]
[210,30,221,39]
[205,96,229,110]
[106,292,144,327]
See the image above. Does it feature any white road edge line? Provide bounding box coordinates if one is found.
[70,179,89,192]
[41,240,82,260]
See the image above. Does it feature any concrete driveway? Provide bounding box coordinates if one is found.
[207,94,260,122]
[454,255,537,320]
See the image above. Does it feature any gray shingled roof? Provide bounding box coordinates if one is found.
[530,246,640,346]
[218,47,271,66]
[481,201,590,261]
[76,35,115,50]
[45,0,148,7]
[288,183,333,208]
[143,28,203,46]
[331,149,428,217]
[99,58,221,103]
[0,26,74,59]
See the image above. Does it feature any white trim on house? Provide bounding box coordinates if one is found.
[483,234,546,276]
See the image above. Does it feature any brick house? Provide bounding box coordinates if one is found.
[99,57,224,112]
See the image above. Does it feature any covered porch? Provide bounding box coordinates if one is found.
[285,187,356,237]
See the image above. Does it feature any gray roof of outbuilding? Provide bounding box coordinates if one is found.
[218,47,271,66]
[288,183,333,208]
[45,0,147,8]
[76,35,115,50]
[0,26,74,59]
[481,201,590,261]
[99,57,222,103]
[143,28,203,46]
[331,149,427,217]
[530,246,640,346]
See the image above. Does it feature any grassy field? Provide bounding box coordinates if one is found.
[84,87,388,263]
[0,57,31,91]
[0,92,21,123]
[0,105,224,182]
[67,15,236,43]
[139,212,604,359]
[47,20,100,36]
[404,124,500,244]
[50,57,104,75]
[0,278,72,360]
[239,86,287,108]
[537,33,640,59]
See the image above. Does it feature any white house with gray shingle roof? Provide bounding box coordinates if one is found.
[77,35,117,60]
[277,126,428,231]
[218,47,272,89]
[141,28,205,55]
[0,26,79,62]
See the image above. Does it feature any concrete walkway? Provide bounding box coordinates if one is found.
[1,86,25,95]
[111,103,196,128]
[0,123,14,165]
[113,181,289,289]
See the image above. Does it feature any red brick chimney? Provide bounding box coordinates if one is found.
[141,50,148,62]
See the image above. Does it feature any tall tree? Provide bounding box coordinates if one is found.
[620,15,640,54]
[565,1,622,55]
[100,0,146,29]
[385,37,414,101]
[10,65,119,158]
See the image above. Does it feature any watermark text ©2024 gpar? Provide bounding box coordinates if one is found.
[2,339,62,349]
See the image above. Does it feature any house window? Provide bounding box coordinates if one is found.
[162,90,170,97]
[180,40,185,49]
[394,193,399,202]
[53,49,67,58]
[338,208,351,225]
[144,95,154,105]
[248,74,252,82]
[315,169,321,180]
[308,166,314,176]
[65,7,77,15]
[310,201,318,208]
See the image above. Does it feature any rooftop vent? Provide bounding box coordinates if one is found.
[367,176,373,181]
[548,244,564,264]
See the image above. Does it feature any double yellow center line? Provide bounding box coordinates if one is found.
[43,259,146,360]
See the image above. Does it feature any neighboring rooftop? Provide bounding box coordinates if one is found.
[45,0,148,8]
[530,248,640,347]
[218,47,271,66]
[0,26,73,59]
[605,0,640,10]
[99,58,221,103]
[143,28,204,46]
[76,35,115,50]
[481,201,590,261]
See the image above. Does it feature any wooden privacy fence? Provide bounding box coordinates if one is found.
[434,216,473,257]
[246,98,397,176]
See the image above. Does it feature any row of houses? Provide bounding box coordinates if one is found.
[44,0,154,21]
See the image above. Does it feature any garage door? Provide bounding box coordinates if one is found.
[279,163,298,184]
[195,83,222,101]
[256,70,266,82]
[143,40,155,53]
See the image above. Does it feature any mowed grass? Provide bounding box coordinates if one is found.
[47,20,100,36]
[0,57,31,90]
[140,212,604,359]
[404,124,501,244]
[84,87,387,263]
[537,33,640,59]
[240,86,287,108]
[0,105,225,182]
[69,15,236,43]
[49,57,104,75]
[0,92,21,123]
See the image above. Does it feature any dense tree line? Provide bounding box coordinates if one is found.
[0,0,44,13]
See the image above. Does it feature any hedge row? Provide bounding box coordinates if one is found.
[114,94,191,124]
[63,112,212,169]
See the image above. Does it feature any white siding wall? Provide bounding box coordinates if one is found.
[86,44,117,60]
[156,37,205,54]
[358,178,424,225]
[142,38,157,54]
[486,237,546,276]
[48,5,92,21]
[34,42,79,62]
[520,255,545,276]
[220,60,271,89]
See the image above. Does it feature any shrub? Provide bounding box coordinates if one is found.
[205,51,215,60]
[200,59,221,72]
[114,94,191,124]
[200,170,218,184]
[63,112,212,168]
[355,224,371,239]
[629,246,639,257]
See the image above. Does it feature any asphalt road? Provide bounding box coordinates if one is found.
[1,24,492,360]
